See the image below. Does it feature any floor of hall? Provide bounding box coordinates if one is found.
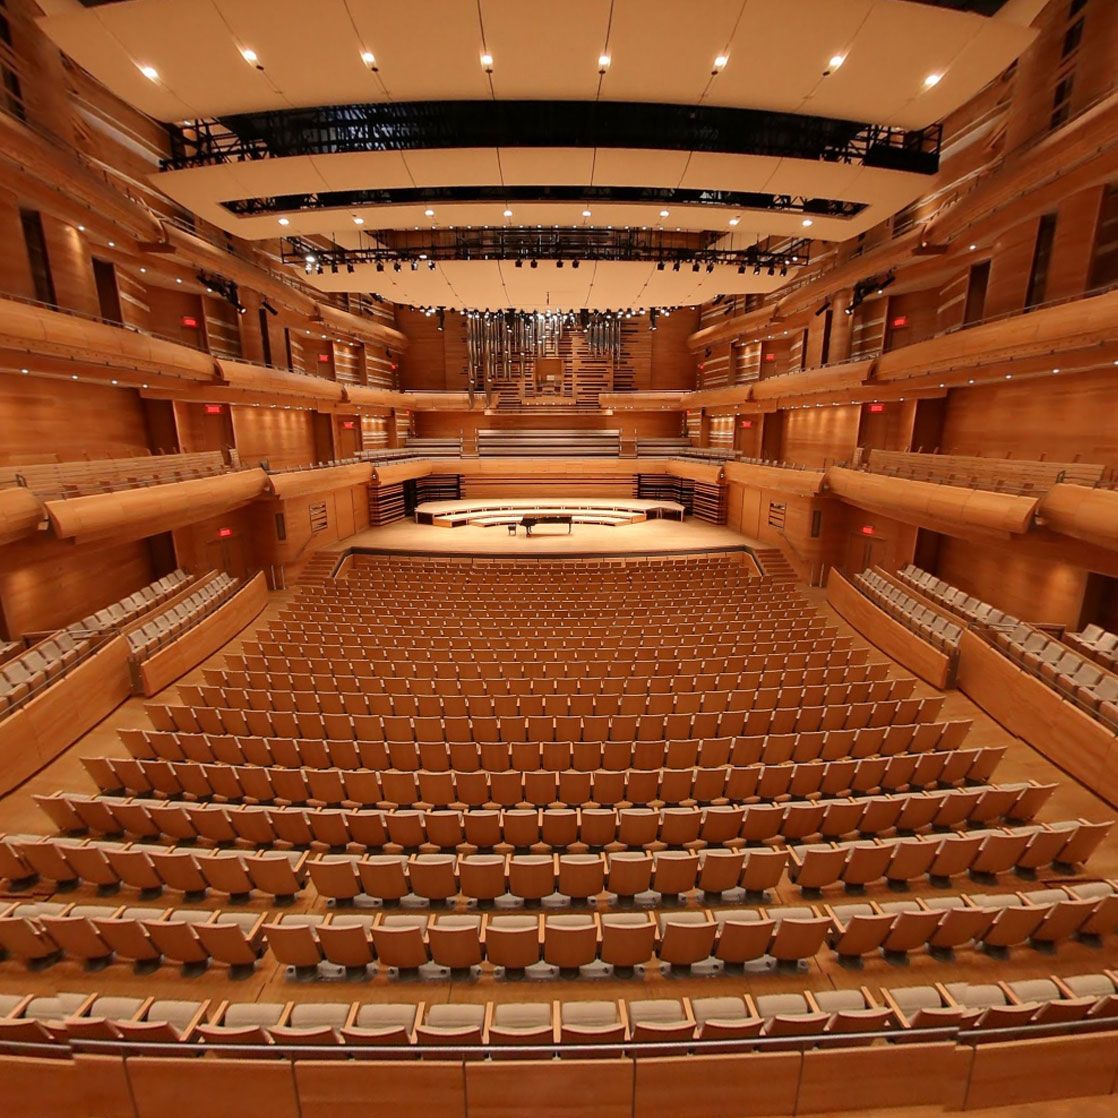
[0,520,1116,1111]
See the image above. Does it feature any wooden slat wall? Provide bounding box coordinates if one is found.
[360,415,389,450]
[849,297,887,360]
[708,415,734,449]
[115,267,151,331]
[939,369,1118,469]
[782,405,861,468]
[0,376,151,465]
[332,343,361,385]
[230,406,316,469]
[203,296,242,360]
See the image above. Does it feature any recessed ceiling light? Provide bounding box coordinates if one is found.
[480,52,494,69]
[111,379,118,385]
[582,209,592,218]
[728,217,740,226]
[969,243,977,250]
[924,73,942,88]
[278,217,289,226]
[77,225,85,232]
[828,55,845,70]
[175,277,182,283]
[801,219,813,228]
[598,53,611,69]
[713,54,729,69]
[659,209,669,218]
[240,47,259,64]
[361,50,376,67]
[107,241,115,247]
[503,208,513,218]
[353,216,364,225]
[139,267,146,273]
[20,367,28,374]
[138,64,159,81]
[424,208,435,217]
[71,374,78,380]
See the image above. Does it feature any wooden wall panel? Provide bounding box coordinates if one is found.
[147,287,207,351]
[937,534,1090,628]
[939,369,1118,468]
[171,504,259,582]
[0,535,154,636]
[0,376,151,464]
[41,215,98,316]
[231,406,317,469]
[780,405,860,467]
[0,196,36,300]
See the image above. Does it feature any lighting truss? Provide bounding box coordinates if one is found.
[284,230,810,272]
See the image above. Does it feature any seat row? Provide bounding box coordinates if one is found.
[854,570,963,653]
[81,754,1026,817]
[128,572,238,659]
[8,451,231,501]
[1066,623,1118,673]
[0,630,91,714]
[990,623,1118,728]
[896,565,1019,628]
[177,677,916,720]
[117,718,976,771]
[217,656,877,691]
[5,822,1105,901]
[145,696,947,744]
[63,569,192,638]
[46,782,1038,855]
[232,646,868,679]
[5,974,1118,1053]
[4,883,1114,978]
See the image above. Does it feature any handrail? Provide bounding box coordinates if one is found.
[775,527,824,587]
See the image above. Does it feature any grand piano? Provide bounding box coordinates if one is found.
[513,514,573,536]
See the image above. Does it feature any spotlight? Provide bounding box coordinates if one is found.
[530,259,538,269]
[598,53,611,71]
[572,259,580,269]
[767,265,775,276]
[557,260,564,268]
[393,261,401,272]
[706,263,715,274]
[659,209,669,218]
[261,298,278,316]
[480,52,494,70]
[138,64,159,81]
[428,260,435,270]
[802,218,813,228]
[410,259,419,271]
[672,260,680,272]
[737,264,745,274]
[649,308,659,331]
[361,50,377,68]
[924,73,942,88]
[657,261,665,271]
[692,262,700,273]
[515,259,523,268]
[240,47,260,66]
[437,309,445,332]
[278,217,289,226]
[753,264,761,275]
[780,265,788,276]
[347,262,355,274]
[376,261,384,272]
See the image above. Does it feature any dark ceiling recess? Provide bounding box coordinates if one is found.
[165,100,942,177]
[224,184,866,220]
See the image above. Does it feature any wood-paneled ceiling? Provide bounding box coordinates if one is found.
[36,0,1040,309]
[40,0,1036,128]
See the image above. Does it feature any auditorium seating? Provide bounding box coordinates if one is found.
[1066,624,1118,673]
[127,572,239,660]
[3,971,1118,1053]
[896,564,1019,626]
[477,429,621,456]
[65,569,192,636]
[636,438,689,456]
[865,450,1107,495]
[988,622,1118,729]
[0,451,236,501]
[1,879,1113,978]
[854,569,964,652]
[0,631,92,714]
[672,447,737,463]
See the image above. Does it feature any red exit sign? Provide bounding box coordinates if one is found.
[868,403,885,414]
[740,419,753,429]
[181,315,199,328]
[217,527,233,539]
[860,524,876,536]
[892,315,909,328]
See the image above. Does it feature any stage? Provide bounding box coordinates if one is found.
[335,513,756,558]
[414,497,686,530]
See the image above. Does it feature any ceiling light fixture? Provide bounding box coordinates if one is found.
[728,217,740,226]
[828,54,845,70]
[424,208,435,217]
[138,64,159,81]
[801,219,813,228]
[503,208,513,218]
[659,209,669,218]
[353,216,364,226]
[240,47,260,66]
[480,51,494,71]
[277,217,289,226]
[969,243,977,250]
[582,209,592,217]
[924,72,942,88]
[361,50,377,68]
[598,53,611,71]
[713,54,729,71]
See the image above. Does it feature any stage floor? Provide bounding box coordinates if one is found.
[335,515,758,557]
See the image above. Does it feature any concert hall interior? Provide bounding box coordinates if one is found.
[2,1,1118,1115]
